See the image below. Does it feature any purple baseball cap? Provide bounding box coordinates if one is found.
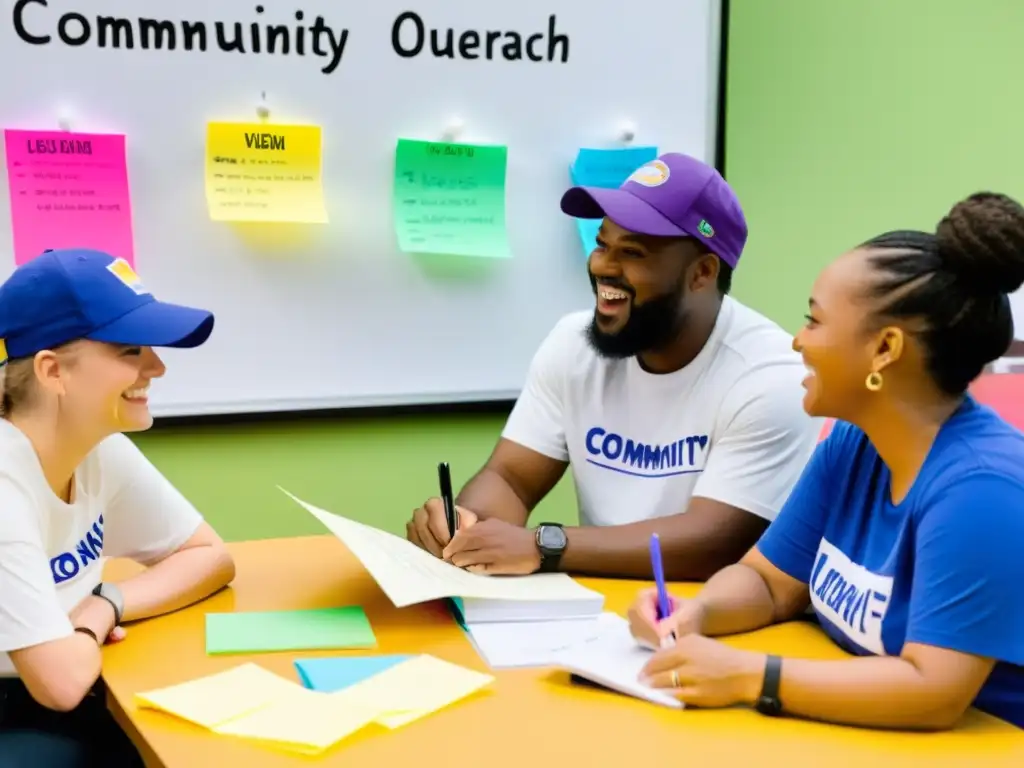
[560,152,748,268]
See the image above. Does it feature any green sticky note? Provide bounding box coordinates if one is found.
[393,138,510,258]
[204,607,376,655]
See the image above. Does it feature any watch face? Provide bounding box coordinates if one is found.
[538,525,567,550]
[757,696,782,716]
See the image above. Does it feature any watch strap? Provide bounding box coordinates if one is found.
[755,654,783,716]
[537,554,560,573]
[92,583,122,626]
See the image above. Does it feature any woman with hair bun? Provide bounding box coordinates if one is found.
[626,192,1024,731]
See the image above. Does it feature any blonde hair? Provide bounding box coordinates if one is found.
[0,358,38,417]
[0,343,84,417]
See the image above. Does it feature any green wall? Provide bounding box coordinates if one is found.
[131,0,1024,541]
[725,0,1024,332]
[129,412,579,542]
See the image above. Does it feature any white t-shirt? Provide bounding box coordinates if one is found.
[0,420,203,676]
[502,297,821,526]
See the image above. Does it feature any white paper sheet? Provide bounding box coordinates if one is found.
[464,612,625,669]
[281,488,604,610]
[548,616,684,709]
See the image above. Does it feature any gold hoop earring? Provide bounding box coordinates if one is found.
[865,371,883,392]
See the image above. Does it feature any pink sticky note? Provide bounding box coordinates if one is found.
[3,129,135,267]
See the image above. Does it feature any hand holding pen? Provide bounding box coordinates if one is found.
[406,464,478,558]
[438,461,458,540]
[625,534,707,649]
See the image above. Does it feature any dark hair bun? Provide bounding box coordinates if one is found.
[935,192,1024,295]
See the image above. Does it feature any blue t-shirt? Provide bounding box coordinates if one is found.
[758,396,1024,728]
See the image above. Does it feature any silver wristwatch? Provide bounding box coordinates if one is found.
[92,582,124,625]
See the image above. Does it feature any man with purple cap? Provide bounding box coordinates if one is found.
[408,153,820,580]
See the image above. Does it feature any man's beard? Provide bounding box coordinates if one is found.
[585,278,689,359]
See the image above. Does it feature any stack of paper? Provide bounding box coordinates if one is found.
[451,593,604,624]
[279,488,606,622]
[458,612,625,669]
[134,655,494,755]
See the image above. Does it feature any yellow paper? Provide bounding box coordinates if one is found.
[212,686,381,755]
[134,662,305,729]
[205,121,328,223]
[340,654,494,729]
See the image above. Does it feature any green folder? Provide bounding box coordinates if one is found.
[205,607,376,655]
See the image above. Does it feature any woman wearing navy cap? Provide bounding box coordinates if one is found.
[0,249,235,766]
[627,192,1024,731]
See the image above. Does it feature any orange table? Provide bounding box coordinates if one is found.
[102,536,1024,768]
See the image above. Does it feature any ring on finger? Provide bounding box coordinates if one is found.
[670,669,680,688]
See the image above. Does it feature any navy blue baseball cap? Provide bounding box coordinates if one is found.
[0,249,214,365]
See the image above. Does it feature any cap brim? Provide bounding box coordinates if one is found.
[560,186,689,238]
[86,300,214,349]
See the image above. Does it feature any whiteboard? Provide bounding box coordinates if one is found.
[0,0,723,417]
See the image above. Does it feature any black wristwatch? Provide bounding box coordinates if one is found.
[754,654,783,716]
[534,523,568,573]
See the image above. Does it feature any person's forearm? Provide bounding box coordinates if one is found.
[15,625,107,712]
[739,655,965,731]
[46,633,104,711]
[559,516,760,580]
[117,544,235,623]
[456,468,531,526]
[694,563,779,636]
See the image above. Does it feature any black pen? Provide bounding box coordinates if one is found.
[438,462,457,538]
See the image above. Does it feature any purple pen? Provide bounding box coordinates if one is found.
[649,533,672,621]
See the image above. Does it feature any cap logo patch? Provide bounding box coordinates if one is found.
[106,258,149,296]
[698,219,715,238]
[0,338,7,366]
[627,159,670,188]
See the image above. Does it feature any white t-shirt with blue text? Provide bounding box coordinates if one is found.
[758,397,1024,728]
[0,420,203,677]
[501,297,821,526]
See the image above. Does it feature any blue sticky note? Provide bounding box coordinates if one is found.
[575,218,602,259]
[571,146,659,189]
[567,146,659,258]
[294,655,411,692]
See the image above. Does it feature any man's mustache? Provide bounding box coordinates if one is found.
[590,276,635,297]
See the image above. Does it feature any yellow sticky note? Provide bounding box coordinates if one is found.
[340,654,494,729]
[212,686,380,755]
[134,663,305,729]
[205,122,328,223]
